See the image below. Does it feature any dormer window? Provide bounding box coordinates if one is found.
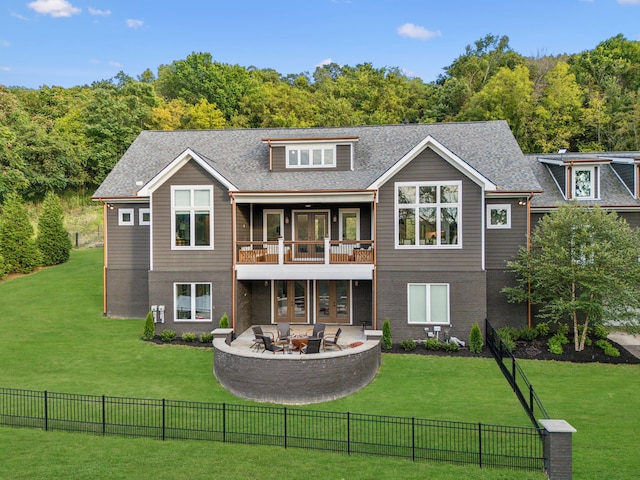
[287,144,335,168]
[572,166,598,200]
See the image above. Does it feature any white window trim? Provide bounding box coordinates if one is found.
[394,181,462,249]
[572,166,598,200]
[174,282,213,322]
[263,209,285,241]
[486,204,511,229]
[118,208,134,226]
[139,208,151,226]
[407,283,450,325]
[171,185,214,250]
[338,208,360,241]
[286,144,337,169]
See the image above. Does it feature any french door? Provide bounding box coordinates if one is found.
[293,211,329,259]
[274,280,307,323]
[316,280,350,324]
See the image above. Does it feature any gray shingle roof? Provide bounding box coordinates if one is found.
[93,121,542,198]
[528,152,640,208]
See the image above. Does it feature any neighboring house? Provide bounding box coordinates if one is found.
[93,120,552,341]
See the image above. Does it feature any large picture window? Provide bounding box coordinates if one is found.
[175,283,212,321]
[396,182,460,248]
[407,283,450,324]
[172,186,213,248]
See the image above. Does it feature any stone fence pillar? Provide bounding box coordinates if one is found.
[212,328,234,346]
[539,419,577,480]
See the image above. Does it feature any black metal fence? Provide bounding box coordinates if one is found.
[0,387,544,471]
[485,319,549,429]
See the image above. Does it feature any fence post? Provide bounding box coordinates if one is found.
[529,385,535,416]
[222,403,226,443]
[478,423,482,468]
[284,407,287,449]
[347,412,351,455]
[539,419,576,480]
[162,399,166,441]
[102,395,106,435]
[44,390,48,431]
[411,417,415,462]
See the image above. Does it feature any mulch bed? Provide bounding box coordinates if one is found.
[385,336,640,365]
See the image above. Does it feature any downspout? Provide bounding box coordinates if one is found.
[230,192,237,331]
[526,193,533,328]
[372,190,377,330]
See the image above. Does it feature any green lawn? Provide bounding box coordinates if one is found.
[0,248,637,479]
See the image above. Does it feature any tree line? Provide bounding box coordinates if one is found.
[1,33,639,202]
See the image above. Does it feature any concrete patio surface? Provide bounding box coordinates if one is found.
[608,331,640,359]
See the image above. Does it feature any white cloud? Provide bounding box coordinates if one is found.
[0,66,11,72]
[316,58,333,68]
[126,19,144,29]
[396,23,441,40]
[618,0,640,4]
[1,40,10,47]
[108,61,123,67]
[27,0,81,18]
[88,7,111,16]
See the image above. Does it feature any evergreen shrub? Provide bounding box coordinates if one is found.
[400,339,416,351]
[181,332,197,342]
[469,322,483,354]
[141,311,155,340]
[219,313,230,328]
[36,192,72,266]
[160,330,177,342]
[381,318,392,350]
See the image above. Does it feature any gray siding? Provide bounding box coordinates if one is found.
[376,147,483,271]
[271,144,351,172]
[151,160,233,272]
[105,203,150,318]
[485,198,528,270]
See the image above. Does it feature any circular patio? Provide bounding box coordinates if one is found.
[212,328,382,405]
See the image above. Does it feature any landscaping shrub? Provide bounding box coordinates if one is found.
[0,192,42,274]
[518,327,539,342]
[400,339,416,351]
[381,318,392,350]
[36,191,72,266]
[200,332,214,343]
[425,338,441,351]
[219,313,230,328]
[160,330,177,342]
[496,327,516,352]
[141,311,155,340]
[469,322,483,354]
[442,341,460,352]
[0,253,6,281]
[547,332,568,355]
[593,324,609,340]
[181,332,197,342]
[535,321,549,337]
[595,339,621,357]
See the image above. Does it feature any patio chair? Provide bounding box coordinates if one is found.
[323,327,343,351]
[262,335,285,354]
[276,322,291,342]
[306,323,325,340]
[251,326,273,352]
[301,337,321,354]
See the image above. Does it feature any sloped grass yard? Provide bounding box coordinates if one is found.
[0,249,636,479]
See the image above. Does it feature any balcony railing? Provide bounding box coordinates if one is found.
[236,239,374,265]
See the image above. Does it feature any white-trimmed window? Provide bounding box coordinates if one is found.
[287,144,336,168]
[171,186,213,249]
[572,166,598,200]
[139,208,151,226]
[487,204,511,229]
[175,283,212,321]
[396,181,461,248]
[263,209,284,241]
[407,283,450,325]
[118,208,134,226]
[339,208,360,241]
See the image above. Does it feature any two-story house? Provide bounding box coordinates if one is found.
[93,121,545,341]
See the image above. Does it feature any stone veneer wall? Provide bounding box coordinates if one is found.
[213,336,381,405]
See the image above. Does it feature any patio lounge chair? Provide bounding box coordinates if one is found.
[301,337,321,354]
[251,326,273,352]
[276,322,291,342]
[306,323,325,340]
[262,335,285,354]
[323,328,342,350]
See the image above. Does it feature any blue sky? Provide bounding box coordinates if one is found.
[1,0,639,89]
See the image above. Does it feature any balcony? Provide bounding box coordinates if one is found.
[235,239,374,281]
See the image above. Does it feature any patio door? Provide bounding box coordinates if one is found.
[293,211,329,259]
[316,280,350,324]
[274,280,307,323]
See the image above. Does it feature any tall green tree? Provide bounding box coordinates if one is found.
[36,191,72,266]
[0,193,41,274]
[503,204,640,351]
